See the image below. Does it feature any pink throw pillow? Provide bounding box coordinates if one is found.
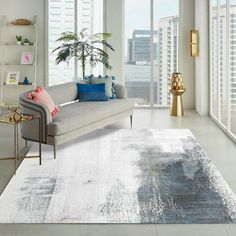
[26,86,59,117]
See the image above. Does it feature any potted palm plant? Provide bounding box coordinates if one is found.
[52,28,114,80]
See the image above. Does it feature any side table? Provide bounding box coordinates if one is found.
[0,114,42,175]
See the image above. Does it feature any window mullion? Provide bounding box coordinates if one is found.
[226,0,231,130]
[217,0,221,121]
[74,0,78,81]
[150,0,154,107]
[209,0,213,116]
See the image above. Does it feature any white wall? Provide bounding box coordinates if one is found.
[195,0,209,116]
[179,0,195,109]
[0,0,46,86]
[104,0,125,84]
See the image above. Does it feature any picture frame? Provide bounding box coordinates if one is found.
[20,52,34,65]
[6,71,20,85]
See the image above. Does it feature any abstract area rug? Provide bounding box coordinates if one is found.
[0,129,236,224]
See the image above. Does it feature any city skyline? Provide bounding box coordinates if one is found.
[125,15,179,106]
[126,30,158,64]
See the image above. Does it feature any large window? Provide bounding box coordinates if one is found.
[125,0,179,106]
[48,0,103,86]
[210,0,236,139]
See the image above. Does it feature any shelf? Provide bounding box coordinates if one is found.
[6,23,36,29]
[3,82,33,86]
[1,15,38,106]
[4,63,34,66]
[4,43,35,47]
[1,103,19,108]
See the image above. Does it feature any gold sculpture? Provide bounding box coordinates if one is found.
[8,105,24,122]
[169,73,186,117]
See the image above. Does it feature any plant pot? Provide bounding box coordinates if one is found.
[16,41,21,46]
[24,43,30,46]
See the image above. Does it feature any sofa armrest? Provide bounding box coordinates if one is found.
[19,93,52,143]
[114,84,128,99]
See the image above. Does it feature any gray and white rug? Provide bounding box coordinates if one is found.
[0,129,236,223]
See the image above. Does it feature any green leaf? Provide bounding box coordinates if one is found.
[52,29,114,76]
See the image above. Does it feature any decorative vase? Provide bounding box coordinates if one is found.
[170,72,184,90]
[169,72,186,117]
[23,77,29,85]
[16,41,21,46]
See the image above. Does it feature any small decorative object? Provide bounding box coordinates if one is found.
[170,72,184,90]
[6,71,20,85]
[169,72,186,117]
[190,30,199,57]
[23,38,30,46]
[16,35,22,45]
[20,52,34,64]
[8,105,24,122]
[23,77,29,85]
[52,28,114,80]
[11,19,32,26]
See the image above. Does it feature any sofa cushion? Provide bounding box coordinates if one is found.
[26,86,60,117]
[77,83,108,101]
[46,81,87,105]
[47,99,134,136]
[89,75,117,99]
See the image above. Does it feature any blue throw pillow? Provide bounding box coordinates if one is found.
[77,83,108,101]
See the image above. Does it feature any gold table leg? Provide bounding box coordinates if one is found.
[14,124,17,175]
[0,115,42,175]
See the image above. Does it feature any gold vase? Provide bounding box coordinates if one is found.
[170,72,184,90]
[170,73,186,117]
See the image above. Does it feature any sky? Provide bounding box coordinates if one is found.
[125,0,179,39]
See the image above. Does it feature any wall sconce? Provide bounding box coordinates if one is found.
[190,30,199,57]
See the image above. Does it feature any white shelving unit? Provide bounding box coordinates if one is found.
[0,15,38,106]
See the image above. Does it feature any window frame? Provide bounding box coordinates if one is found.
[209,0,236,142]
[124,0,180,108]
[45,0,105,87]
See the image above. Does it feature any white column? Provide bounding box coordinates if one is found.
[104,0,125,84]
[195,0,209,116]
[179,0,195,109]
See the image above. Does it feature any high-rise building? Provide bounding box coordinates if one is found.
[127,30,158,64]
[77,0,95,35]
[210,5,236,131]
[157,16,179,106]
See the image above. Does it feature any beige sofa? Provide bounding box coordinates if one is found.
[19,82,134,158]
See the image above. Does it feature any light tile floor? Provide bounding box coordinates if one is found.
[0,109,236,236]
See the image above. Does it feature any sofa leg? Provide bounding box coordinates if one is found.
[130,115,133,128]
[53,145,57,159]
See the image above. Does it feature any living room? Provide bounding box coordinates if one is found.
[0,0,236,235]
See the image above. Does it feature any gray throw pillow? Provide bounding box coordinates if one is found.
[89,77,112,98]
